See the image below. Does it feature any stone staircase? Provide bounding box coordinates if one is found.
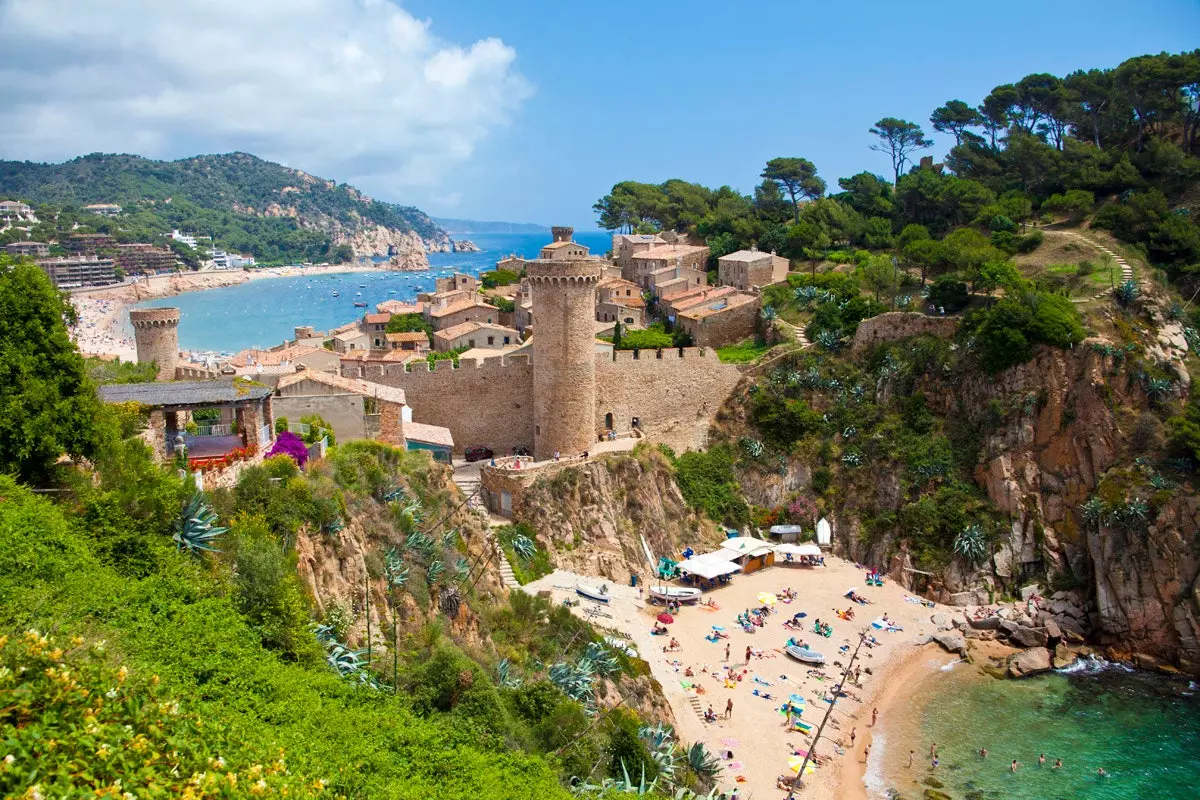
[1061,231,1136,302]
[774,318,810,348]
[685,694,706,721]
[497,548,520,590]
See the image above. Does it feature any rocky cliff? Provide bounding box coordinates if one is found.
[517,449,724,583]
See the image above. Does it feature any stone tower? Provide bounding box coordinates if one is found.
[528,258,601,460]
[551,225,574,243]
[128,307,180,381]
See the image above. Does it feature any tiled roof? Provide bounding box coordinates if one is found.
[677,292,758,320]
[402,421,454,448]
[719,249,774,262]
[227,344,327,367]
[376,299,423,314]
[97,380,272,407]
[385,331,429,342]
[429,298,490,318]
[541,240,582,250]
[631,244,708,261]
[434,320,517,342]
[364,313,392,324]
[275,369,406,405]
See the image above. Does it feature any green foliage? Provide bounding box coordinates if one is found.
[84,356,159,385]
[716,339,773,363]
[1168,397,1200,462]
[671,445,749,524]
[480,268,522,289]
[386,312,434,339]
[0,152,441,264]
[299,413,337,446]
[968,290,1085,373]
[174,490,228,554]
[928,275,969,312]
[614,326,675,351]
[0,256,105,482]
[488,295,516,313]
[497,523,552,585]
[750,393,824,447]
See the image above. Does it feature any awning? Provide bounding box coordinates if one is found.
[720,536,774,558]
[775,543,822,557]
[676,555,743,579]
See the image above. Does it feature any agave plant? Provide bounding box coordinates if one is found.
[841,450,863,467]
[1183,327,1200,352]
[381,483,406,503]
[607,761,658,796]
[425,558,445,586]
[404,529,434,558]
[438,585,462,618]
[1113,499,1150,529]
[323,516,345,536]
[740,437,765,459]
[953,524,988,565]
[396,499,423,531]
[816,329,843,351]
[1080,496,1105,528]
[453,556,471,581]
[1167,457,1195,474]
[441,528,460,549]
[383,548,409,587]
[174,492,228,555]
[1147,472,1172,490]
[510,533,537,562]
[582,641,620,677]
[850,384,866,403]
[794,285,817,305]
[800,366,823,388]
[685,742,721,780]
[1144,376,1174,405]
[760,305,778,323]
[842,426,857,439]
[1114,279,1139,307]
[495,657,522,689]
[549,661,596,708]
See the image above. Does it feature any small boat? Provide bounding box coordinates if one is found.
[353,301,367,307]
[359,284,367,288]
[649,585,703,604]
[331,291,339,297]
[575,584,610,603]
[785,645,825,665]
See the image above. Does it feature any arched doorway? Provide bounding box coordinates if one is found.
[604,412,614,431]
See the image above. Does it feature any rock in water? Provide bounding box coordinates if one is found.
[933,630,967,655]
[1052,643,1076,669]
[1008,648,1052,678]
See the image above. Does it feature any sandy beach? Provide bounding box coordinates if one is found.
[69,263,378,359]
[524,554,948,799]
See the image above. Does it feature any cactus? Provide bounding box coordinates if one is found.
[1114,279,1139,307]
[174,492,227,555]
[953,524,988,565]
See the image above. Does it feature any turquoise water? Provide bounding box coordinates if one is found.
[874,659,1200,800]
[131,231,612,353]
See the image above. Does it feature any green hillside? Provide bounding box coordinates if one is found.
[0,152,445,264]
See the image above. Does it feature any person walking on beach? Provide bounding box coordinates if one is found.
[725,698,733,719]
[854,665,862,683]
[908,750,915,768]
[745,646,752,665]
[871,707,878,726]
[849,727,856,748]
[930,743,938,759]
[725,642,730,661]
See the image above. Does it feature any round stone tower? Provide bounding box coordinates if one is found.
[551,225,574,243]
[528,258,601,461]
[128,307,180,381]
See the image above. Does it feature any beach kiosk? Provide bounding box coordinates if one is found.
[719,536,775,574]
[675,551,741,590]
[774,542,823,566]
[768,524,804,543]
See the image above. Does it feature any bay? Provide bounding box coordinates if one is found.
[130,230,612,353]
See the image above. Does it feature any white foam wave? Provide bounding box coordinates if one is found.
[862,729,889,799]
[940,658,964,672]
[1056,654,1134,676]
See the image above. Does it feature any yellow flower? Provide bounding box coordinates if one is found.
[96,745,110,759]
[71,635,84,647]
[225,772,237,788]
[150,674,160,685]
[0,635,8,649]
[250,779,268,796]
[48,649,63,661]
[117,666,129,683]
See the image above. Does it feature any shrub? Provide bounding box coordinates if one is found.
[990,230,1019,254]
[971,291,1085,373]
[267,430,309,467]
[750,393,823,447]
[673,445,749,524]
[480,268,522,289]
[1016,230,1044,253]
[928,275,969,312]
[810,467,831,494]
[616,327,674,350]
[385,312,434,339]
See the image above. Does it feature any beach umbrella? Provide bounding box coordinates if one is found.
[657,612,674,624]
[787,755,817,774]
[757,592,778,605]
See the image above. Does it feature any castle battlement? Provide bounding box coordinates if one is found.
[608,346,715,363]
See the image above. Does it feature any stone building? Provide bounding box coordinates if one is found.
[129,307,180,380]
[274,369,412,446]
[673,290,760,347]
[226,344,340,376]
[539,226,591,260]
[629,244,709,297]
[426,297,501,331]
[0,200,33,221]
[434,272,479,294]
[432,321,520,352]
[595,276,646,326]
[84,203,123,217]
[613,233,667,279]
[331,330,370,354]
[717,248,788,290]
[384,331,431,354]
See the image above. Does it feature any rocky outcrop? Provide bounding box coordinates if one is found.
[452,239,481,253]
[333,224,436,265]
[932,630,967,655]
[383,250,430,271]
[1007,647,1052,678]
[517,450,724,583]
[850,312,959,352]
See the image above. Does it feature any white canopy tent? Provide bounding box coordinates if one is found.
[676,553,742,580]
[720,536,774,559]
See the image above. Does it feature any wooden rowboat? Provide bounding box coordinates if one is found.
[575,584,610,603]
[648,585,703,603]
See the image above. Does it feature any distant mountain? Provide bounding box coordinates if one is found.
[434,217,550,234]
[0,152,447,263]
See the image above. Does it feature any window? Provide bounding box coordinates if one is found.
[468,339,475,348]
[624,317,634,324]
[503,336,511,344]
[487,336,495,346]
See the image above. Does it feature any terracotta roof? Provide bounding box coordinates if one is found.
[677,292,758,321]
[541,240,582,250]
[385,331,429,343]
[364,313,392,324]
[434,320,519,341]
[631,244,708,261]
[227,344,327,368]
[719,249,775,262]
[598,276,640,290]
[275,369,406,405]
[340,350,419,364]
[669,286,738,311]
[429,298,491,318]
[376,299,423,314]
[604,296,646,308]
[97,380,272,407]
[402,421,454,448]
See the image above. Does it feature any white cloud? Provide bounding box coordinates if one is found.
[0,0,532,197]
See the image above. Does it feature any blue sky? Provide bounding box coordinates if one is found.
[403,0,1200,227]
[0,1,1197,230]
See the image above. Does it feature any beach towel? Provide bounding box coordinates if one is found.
[751,688,773,700]
[720,737,740,747]
[753,676,771,686]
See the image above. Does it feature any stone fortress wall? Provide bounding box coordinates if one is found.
[348,346,742,456]
[851,311,959,352]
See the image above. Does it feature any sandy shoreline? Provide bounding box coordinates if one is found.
[525,556,949,799]
[70,263,384,359]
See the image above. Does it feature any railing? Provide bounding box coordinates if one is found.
[194,423,232,437]
[287,421,312,435]
[259,424,273,446]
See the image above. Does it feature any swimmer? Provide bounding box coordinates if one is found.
[1038,753,1045,766]
[979,747,987,758]
[1011,759,1019,772]
[1054,758,1062,769]
[1098,767,1107,778]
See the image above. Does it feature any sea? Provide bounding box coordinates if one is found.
[867,656,1200,800]
[129,230,613,354]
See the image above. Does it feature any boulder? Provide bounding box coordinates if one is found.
[1020,584,1041,601]
[1008,648,1052,678]
[963,627,984,640]
[930,613,954,631]
[1010,626,1049,648]
[969,615,1001,630]
[1043,618,1062,640]
[933,630,967,655]
[1052,643,1076,670]
[1055,616,1087,643]
[999,619,1019,637]
[946,591,976,607]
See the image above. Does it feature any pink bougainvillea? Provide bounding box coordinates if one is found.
[266,430,309,467]
[787,496,817,525]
